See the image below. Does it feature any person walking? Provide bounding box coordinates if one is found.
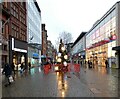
[20,63,24,75]
[2,63,13,87]
[28,62,31,71]
[105,59,108,68]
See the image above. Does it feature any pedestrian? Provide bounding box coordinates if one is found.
[28,62,31,71]
[88,60,90,68]
[90,61,93,68]
[105,59,108,68]
[11,62,15,74]
[20,63,24,74]
[88,60,92,68]
[2,63,13,87]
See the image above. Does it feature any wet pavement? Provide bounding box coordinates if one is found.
[1,64,120,97]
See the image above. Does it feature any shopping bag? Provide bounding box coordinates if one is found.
[9,75,14,82]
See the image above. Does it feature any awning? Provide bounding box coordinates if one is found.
[33,53,39,59]
[112,46,120,51]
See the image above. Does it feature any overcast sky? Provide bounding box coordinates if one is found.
[36,0,119,46]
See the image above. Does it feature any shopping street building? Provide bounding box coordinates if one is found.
[86,1,120,68]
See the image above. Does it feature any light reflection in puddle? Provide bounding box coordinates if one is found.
[38,67,42,72]
[31,68,35,75]
[56,72,68,97]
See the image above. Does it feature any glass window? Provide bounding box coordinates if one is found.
[16,13,18,19]
[11,3,13,8]
[14,5,15,10]
[111,17,116,29]
[11,9,13,15]
[14,11,16,17]
[111,9,116,18]
[2,20,5,33]
[105,14,110,23]
[20,17,21,22]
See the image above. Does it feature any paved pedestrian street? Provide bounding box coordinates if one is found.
[1,65,119,98]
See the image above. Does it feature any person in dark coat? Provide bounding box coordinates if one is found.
[2,63,12,86]
[28,62,31,71]
[105,60,108,68]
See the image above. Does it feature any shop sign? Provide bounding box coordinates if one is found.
[12,38,27,53]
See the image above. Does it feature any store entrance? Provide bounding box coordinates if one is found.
[12,51,26,71]
[118,51,120,68]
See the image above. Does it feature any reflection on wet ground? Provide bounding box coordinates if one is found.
[2,64,119,97]
[75,66,118,97]
[91,65,119,77]
[56,72,68,97]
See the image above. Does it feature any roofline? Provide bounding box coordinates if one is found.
[71,32,87,48]
[86,1,120,36]
[34,0,41,13]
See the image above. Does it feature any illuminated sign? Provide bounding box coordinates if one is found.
[12,38,27,53]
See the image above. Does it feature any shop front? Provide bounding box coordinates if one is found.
[9,37,28,70]
[112,46,120,68]
[78,51,85,66]
[86,40,117,68]
[31,53,39,67]
[28,45,40,67]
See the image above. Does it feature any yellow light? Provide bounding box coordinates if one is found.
[55,66,59,71]
[57,58,61,62]
[56,56,58,59]
[61,47,65,51]
[56,72,59,76]
[64,55,68,59]
[59,80,62,84]
[61,90,65,97]
[64,83,67,88]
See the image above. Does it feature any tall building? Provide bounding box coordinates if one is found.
[47,40,56,62]
[0,2,10,66]
[86,1,120,68]
[42,24,48,57]
[27,0,42,67]
[1,2,28,68]
[47,40,53,58]
[71,32,86,64]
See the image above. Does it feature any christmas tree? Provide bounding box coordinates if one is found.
[56,39,68,72]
